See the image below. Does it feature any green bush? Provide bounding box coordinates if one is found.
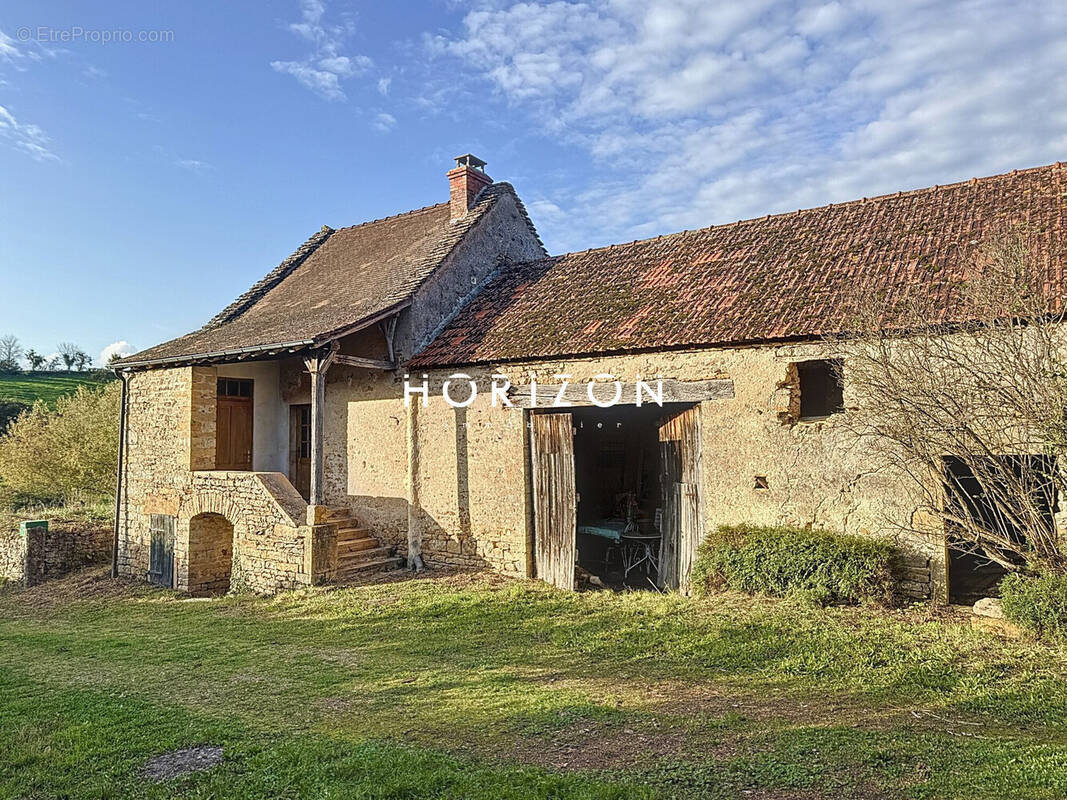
[692,524,899,605]
[0,383,119,507]
[1000,572,1067,641]
[0,401,29,434]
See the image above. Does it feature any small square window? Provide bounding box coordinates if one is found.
[217,378,253,399]
[754,475,769,490]
[797,359,844,420]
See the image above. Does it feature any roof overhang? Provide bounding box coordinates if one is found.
[113,301,412,372]
[113,339,317,371]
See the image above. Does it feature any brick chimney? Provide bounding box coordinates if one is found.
[447,154,492,220]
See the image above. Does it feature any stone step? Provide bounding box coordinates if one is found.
[338,545,393,565]
[335,556,405,580]
[336,526,375,539]
[337,536,380,554]
[323,507,354,523]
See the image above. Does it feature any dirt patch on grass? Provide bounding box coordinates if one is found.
[504,723,696,770]
[329,565,515,590]
[140,745,223,782]
[317,696,354,713]
[0,565,150,612]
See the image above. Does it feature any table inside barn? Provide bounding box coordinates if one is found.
[578,521,660,581]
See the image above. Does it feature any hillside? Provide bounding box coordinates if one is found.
[0,372,112,406]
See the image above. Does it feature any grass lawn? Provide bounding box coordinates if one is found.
[0,371,110,406]
[2,568,1067,799]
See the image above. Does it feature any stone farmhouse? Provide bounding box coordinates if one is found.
[113,157,1067,601]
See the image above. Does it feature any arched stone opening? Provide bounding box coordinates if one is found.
[187,512,234,595]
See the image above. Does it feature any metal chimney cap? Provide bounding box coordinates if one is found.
[453,153,487,171]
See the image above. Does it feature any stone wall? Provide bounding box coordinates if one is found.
[0,530,26,582]
[175,471,315,594]
[186,512,234,594]
[117,366,336,594]
[118,335,948,599]
[0,521,112,586]
[118,367,198,579]
[895,552,935,601]
[317,342,947,598]
[397,190,545,361]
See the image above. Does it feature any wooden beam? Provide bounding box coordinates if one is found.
[379,315,399,365]
[303,348,337,507]
[333,354,394,370]
[508,378,734,407]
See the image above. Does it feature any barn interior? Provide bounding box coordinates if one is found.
[570,404,668,589]
[944,455,1055,604]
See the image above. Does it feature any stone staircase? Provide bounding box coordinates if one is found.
[325,507,404,582]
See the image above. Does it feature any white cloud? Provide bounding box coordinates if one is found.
[0,103,59,162]
[0,28,24,64]
[372,111,396,132]
[271,1,372,101]
[431,0,1067,252]
[0,28,70,162]
[99,341,134,366]
[377,77,391,95]
[176,158,213,172]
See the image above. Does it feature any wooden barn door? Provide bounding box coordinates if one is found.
[216,379,253,471]
[530,412,576,590]
[658,405,702,592]
[288,404,312,500]
[148,514,175,588]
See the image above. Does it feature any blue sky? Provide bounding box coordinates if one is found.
[2,0,1066,365]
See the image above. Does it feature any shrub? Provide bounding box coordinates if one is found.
[0,383,119,506]
[692,523,899,605]
[1000,572,1067,641]
[0,401,29,434]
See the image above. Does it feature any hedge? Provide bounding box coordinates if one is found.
[1000,572,1067,641]
[692,524,899,605]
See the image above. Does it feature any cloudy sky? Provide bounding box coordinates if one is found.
[2,0,1066,362]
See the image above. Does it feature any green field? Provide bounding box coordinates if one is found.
[2,568,1066,799]
[0,371,110,406]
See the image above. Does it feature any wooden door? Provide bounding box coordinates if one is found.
[530,412,576,590]
[289,404,312,501]
[658,405,702,592]
[149,514,175,588]
[216,379,253,470]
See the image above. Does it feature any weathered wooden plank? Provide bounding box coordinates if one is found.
[658,406,702,593]
[149,513,175,589]
[530,413,576,590]
[509,378,733,407]
[334,354,394,370]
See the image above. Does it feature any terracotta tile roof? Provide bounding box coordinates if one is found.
[410,162,1067,367]
[119,182,539,367]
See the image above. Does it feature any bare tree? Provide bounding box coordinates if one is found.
[0,335,23,373]
[839,230,1067,577]
[57,342,80,371]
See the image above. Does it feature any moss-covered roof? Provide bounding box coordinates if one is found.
[410,162,1067,367]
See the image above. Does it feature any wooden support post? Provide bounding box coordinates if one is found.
[406,397,425,571]
[303,348,337,509]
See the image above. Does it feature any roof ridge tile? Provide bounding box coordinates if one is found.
[330,201,449,233]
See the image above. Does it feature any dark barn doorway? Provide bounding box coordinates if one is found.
[943,455,1056,604]
[530,403,701,592]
